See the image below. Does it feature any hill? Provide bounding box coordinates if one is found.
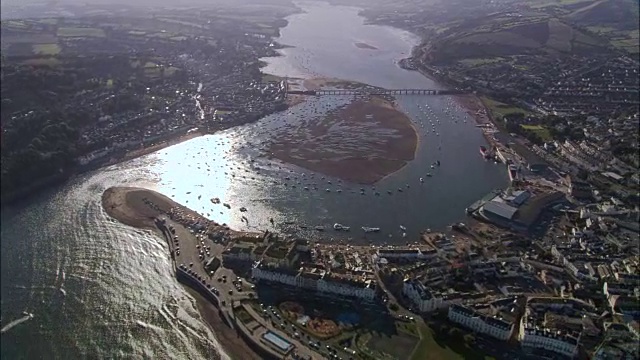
[424,17,607,64]
[568,0,639,31]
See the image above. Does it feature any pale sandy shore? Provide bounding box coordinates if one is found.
[101,187,261,360]
[454,94,492,125]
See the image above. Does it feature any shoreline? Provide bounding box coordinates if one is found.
[101,187,262,360]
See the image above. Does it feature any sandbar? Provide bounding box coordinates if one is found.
[268,96,418,184]
[354,42,378,50]
[302,77,364,91]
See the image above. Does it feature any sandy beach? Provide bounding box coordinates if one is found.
[268,95,418,184]
[101,187,261,360]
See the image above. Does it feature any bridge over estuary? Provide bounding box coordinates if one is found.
[287,88,466,96]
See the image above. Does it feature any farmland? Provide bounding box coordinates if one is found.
[480,97,530,120]
[32,44,61,55]
[57,27,106,37]
[520,125,553,142]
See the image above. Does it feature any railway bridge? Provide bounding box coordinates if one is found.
[287,88,466,96]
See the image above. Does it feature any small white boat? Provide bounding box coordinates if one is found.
[362,227,380,233]
[420,178,424,183]
[333,223,350,231]
[400,225,407,231]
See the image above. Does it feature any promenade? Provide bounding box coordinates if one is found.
[104,187,325,360]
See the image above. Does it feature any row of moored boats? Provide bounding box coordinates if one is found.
[310,223,408,234]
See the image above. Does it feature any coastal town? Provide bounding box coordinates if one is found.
[2,0,639,359]
[103,109,640,360]
[0,5,295,202]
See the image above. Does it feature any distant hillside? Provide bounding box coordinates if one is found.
[424,17,607,64]
[568,0,639,31]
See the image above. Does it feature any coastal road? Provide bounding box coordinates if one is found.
[243,305,324,360]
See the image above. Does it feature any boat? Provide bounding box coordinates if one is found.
[426,173,432,177]
[223,203,231,209]
[436,160,441,166]
[239,207,247,212]
[314,226,325,231]
[419,177,424,183]
[211,197,221,204]
[333,223,350,231]
[400,225,407,231]
[362,227,380,233]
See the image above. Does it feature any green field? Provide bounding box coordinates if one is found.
[37,18,59,25]
[163,66,180,76]
[32,43,61,55]
[611,37,639,53]
[529,0,593,8]
[521,124,553,141]
[587,26,617,34]
[481,97,530,119]
[5,20,28,29]
[22,58,61,67]
[262,73,285,83]
[57,27,106,37]
[459,58,505,67]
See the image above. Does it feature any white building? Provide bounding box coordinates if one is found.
[252,262,376,301]
[520,325,579,358]
[403,279,446,313]
[448,304,515,341]
[222,243,257,263]
[376,248,438,261]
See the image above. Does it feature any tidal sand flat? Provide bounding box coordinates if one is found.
[268,96,418,184]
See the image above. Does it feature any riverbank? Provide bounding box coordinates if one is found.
[101,187,261,360]
[454,94,492,125]
[268,95,418,184]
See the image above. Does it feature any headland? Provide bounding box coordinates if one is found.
[102,187,265,360]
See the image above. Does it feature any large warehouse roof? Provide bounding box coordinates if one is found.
[482,201,518,220]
